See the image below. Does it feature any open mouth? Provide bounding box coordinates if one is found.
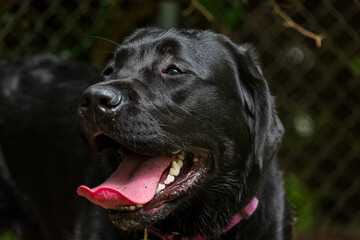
[77,133,211,217]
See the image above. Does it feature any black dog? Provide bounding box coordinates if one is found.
[0,29,292,240]
[0,55,108,240]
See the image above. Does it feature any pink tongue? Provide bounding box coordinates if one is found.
[77,153,175,209]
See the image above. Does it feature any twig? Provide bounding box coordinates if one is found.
[183,0,214,22]
[269,0,325,47]
[144,227,148,240]
[183,3,195,17]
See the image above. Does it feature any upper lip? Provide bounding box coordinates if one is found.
[89,132,158,156]
[89,132,211,159]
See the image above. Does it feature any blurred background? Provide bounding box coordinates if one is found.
[0,0,359,239]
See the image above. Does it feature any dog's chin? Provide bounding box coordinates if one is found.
[108,200,175,230]
[79,133,212,231]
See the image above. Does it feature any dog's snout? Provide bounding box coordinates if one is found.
[79,85,122,118]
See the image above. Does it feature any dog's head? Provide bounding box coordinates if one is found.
[77,28,283,237]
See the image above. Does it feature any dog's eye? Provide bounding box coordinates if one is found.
[102,67,113,76]
[165,67,181,76]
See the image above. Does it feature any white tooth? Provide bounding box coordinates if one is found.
[164,175,175,184]
[129,205,136,211]
[177,151,185,160]
[177,159,184,167]
[171,160,180,169]
[169,167,179,176]
[136,204,143,208]
[156,183,165,193]
[169,161,181,176]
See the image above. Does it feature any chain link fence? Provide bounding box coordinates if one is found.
[231,2,360,239]
[1,0,359,239]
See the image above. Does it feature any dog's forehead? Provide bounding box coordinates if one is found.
[114,37,187,62]
[114,30,229,63]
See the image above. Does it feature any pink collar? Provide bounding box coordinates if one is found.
[149,197,259,240]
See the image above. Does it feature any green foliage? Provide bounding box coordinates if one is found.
[284,173,316,232]
[0,232,17,240]
[198,0,244,28]
[349,56,360,76]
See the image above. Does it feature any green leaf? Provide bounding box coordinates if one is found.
[284,174,316,232]
[349,56,360,76]
[0,231,17,240]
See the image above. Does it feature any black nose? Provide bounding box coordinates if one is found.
[79,85,122,119]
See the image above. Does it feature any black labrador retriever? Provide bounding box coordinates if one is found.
[0,28,292,240]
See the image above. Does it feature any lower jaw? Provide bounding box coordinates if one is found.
[107,151,211,231]
[109,203,172,230]
[108,187,190,231]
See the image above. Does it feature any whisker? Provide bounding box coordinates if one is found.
[89,35,120,47]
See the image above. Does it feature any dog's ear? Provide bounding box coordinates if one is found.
[232,43,284,170]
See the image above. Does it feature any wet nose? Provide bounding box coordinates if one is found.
[79,85,122,119]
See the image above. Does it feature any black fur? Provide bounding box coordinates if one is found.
[0,29,292,239]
